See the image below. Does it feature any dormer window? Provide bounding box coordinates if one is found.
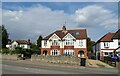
[76,32,80,36]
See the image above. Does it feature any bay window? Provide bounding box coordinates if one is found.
[64,40,74,46]
[51,40,59,46]
[51,50,60,56]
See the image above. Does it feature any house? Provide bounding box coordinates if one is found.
[112,29,120,57]
[94,30,120,60]
[6,40,30,50]
[41,25,88,57]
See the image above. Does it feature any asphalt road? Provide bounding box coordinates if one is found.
[2,59,118,74]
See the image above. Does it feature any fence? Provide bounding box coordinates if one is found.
[104,56,117,67]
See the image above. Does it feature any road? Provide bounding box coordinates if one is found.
[2,59,118,74]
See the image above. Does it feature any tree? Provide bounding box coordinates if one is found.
[2,25,9,48]
[37,35,43,47]
[87,37,95,53]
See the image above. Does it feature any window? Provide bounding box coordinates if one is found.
[79,40,83,46]
[109,52,112,55]
[118,39,120,46]
[71,33,74,36]
[44,40,47,46]
[104,42,109,48]
[64,40,74,46]
[64,50,74,56]
[104,52,108,55]
[76,32,80,36]
[51,50,60,56]
[52,40,59,46]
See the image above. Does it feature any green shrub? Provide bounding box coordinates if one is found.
[15,47,25,54]
[2,48,10,54]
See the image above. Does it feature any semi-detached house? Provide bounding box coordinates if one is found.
[41,25,88,58]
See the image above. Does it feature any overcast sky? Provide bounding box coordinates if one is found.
[2,2,118,42]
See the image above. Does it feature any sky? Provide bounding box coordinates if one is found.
[1,2,119,42]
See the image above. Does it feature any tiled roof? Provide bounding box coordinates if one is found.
[16,40,29,44]
[96,32,115,43]
[43,29,87,40]
[112,29,120,39]
[7,40,29,45]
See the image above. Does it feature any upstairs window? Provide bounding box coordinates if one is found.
[118,39,120,46]
[52,40,59,46]
[64,40,74,46]
[104,42,109,48]
[44,40,47,46]
[79,40,83,46]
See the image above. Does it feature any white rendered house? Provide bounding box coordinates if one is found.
[94,32,119,60]
[6,40,30,50]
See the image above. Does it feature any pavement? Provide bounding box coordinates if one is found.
[2,59,118,74]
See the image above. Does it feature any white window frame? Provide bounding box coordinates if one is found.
[51,50,60,56]
[64,40,74,46]
[51,40,59,46]
[44,40,47,46]
[104,42,109,48]
[79,40,83,46]
[64,50,74,56]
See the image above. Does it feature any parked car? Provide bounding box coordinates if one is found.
[111,55,119,62]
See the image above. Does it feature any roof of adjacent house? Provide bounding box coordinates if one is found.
[96,32,115,43]
[7,40,29,45]
[43,29,87,40]
[112,29,120,39]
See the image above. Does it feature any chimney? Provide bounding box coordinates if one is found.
[28,39,31,45]
[62,25,66,31]
[62,23,67,34]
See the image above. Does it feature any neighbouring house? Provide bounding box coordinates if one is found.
[94,30,120,60]
[41,25,88,58]
[112,29,120,57]
[6,40,30,50]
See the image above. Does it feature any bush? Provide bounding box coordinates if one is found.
[15,47,25,54]
[2,48,10,54]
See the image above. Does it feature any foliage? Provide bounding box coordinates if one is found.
[15,46,25,54]
[30,43,39,50]
[2,25,9,48]
[25,49,34,55]
[2,48,10,54]
[15,46,35,55]
[87,37,95,53]
[37,35,43,47]
[0,26,2,50]
[30,42,40,55]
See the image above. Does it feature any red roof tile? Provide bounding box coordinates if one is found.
[96,32,115,43]
[43,29,87,40]
[112,29,120,39]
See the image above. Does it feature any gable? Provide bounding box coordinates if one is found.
[49,33,61,40]
[63,33,76,40]
[11,41,18,45]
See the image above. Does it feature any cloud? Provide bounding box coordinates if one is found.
[2,5,72,41]
[2,4,118,42]
[73,5,117,29]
